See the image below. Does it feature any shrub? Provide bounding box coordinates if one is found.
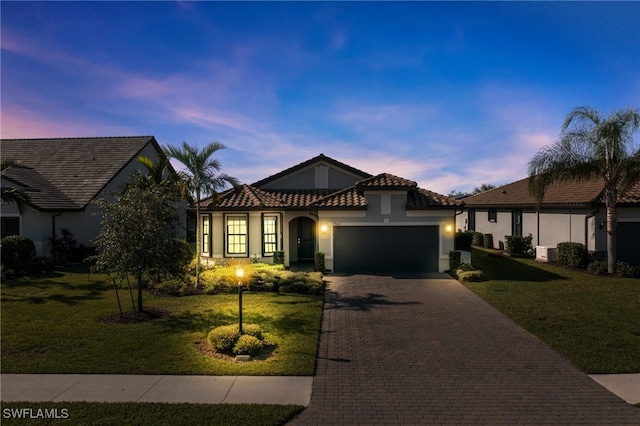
[453,264,484,282]
[273,251,285,265]
[314,252,325,273]
[504,235,534,258]
[1,235,36,266]
[449,251,462,271]
[471,232,484,247]
[242,323,264,340]
[455,231,474,251]
[587,260,608,276]
[208,325,241,353]
[617,261,640,278]
[233,335,264,356]
[458,270,485,282]
[162,238,193,277]
[557,242,588,269]
[483,233,494,249]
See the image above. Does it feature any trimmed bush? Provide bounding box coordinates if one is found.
[453,264,485,282]
[455,231,474,251]
[162,238,193,276]
[233,335,264,356]
[314,252,325,273]
[471,232,484,247]
[207,325,241,353]
[449,251,462,271]
[483,233,494,249]
[557,242,588,269]
[242,323,264,340]
[273,251,285,265]
[617,261,640,278]
[587,260,608,276]
[1,235,36,266]
[504,235,534,258]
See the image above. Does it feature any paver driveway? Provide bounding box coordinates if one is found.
[290,274,639,425]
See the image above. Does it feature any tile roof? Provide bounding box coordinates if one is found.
[407,188,464,208]
[462,177,640,207]
[311,187,367,209]
[251,153,371,187]
[1,136,159,210]
[355,173,417,191]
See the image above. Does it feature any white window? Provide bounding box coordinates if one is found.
[226,215,248,255]
[262,214,279,256]
[202,215,211,255]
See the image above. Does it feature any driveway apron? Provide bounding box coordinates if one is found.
[290,274,639,425]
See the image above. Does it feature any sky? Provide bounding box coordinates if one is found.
[2,1,639,195]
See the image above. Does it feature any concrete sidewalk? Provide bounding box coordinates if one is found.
[590,374,640,405]
[0,374,313,406]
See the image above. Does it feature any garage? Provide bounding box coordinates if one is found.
[333,226,439,273]
[617,222,640,266]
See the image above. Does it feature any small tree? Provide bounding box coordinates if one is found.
[92,182,182,312]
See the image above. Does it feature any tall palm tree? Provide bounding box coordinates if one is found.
[528,106,640,274]
[164,141,239,285]
[1,159,31,213]
[125,155,190,201]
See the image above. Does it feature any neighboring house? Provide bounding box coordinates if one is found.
[456,177,640,266]
[1,136,184,256]
[199,154,462,273]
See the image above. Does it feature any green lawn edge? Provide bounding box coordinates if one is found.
[463,247,640,374]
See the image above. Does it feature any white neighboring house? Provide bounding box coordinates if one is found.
[1,136,185,257]
[199,154,463,274]
[455,177,640,266]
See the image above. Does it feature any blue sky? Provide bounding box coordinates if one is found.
[2,1,639,194]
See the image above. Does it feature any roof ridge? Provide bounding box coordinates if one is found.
[0,136,154,142]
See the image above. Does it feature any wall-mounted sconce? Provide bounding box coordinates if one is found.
[445,224,453,234]
[599,219,605,230]
[320,224,328,236]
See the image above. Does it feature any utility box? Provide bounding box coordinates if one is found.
[536,246,557,263]
[456,250,471,265]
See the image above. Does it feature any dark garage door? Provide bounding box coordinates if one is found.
[617,222,640,266]
[333,226,439,273]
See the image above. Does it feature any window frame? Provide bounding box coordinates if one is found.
[1,216,21,238]
[201,214,211,256]
[488,209,497,223]
[261,213,281,257]
[468,209,476,231]
[225,214,249,257]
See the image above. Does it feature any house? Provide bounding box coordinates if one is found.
[1,136,184,256]
[456,177,640,265]
[199,154,462,273]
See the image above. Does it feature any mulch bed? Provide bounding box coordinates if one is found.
[100,307,171,324]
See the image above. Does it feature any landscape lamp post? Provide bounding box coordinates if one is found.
[236,266,244,334]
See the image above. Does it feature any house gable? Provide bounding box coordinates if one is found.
[252,154,371,190]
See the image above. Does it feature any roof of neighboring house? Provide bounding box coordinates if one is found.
[1,136,161,211]
[462,176,640,208]
[207,156,462,211]
[251,153,372,187]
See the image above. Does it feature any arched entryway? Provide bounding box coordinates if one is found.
[289,217,316,263]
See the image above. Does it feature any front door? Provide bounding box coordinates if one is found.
[297,217,315,261]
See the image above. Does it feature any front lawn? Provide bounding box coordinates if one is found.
[466,247,640,374]
[1,265,323,375]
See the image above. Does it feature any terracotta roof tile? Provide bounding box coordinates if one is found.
[355,173,417,190]
[461,177,634,207]
[311,187,367,209]
[407,188,464,208]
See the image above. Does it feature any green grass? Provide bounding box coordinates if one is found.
[0,402,303,426]
[465,247,640,374]
[1,265,323,375]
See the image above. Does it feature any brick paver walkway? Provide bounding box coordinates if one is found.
[290,274,639,425]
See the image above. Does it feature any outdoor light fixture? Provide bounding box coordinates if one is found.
[320,224,328,235]
[236,266,244,334]
[445,224,453,234]
[599,219,605,230]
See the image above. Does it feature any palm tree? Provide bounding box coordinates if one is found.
[164,141,239,285]
[125,155,190,200]
[528,106,640,274]
[1,159,31,213]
